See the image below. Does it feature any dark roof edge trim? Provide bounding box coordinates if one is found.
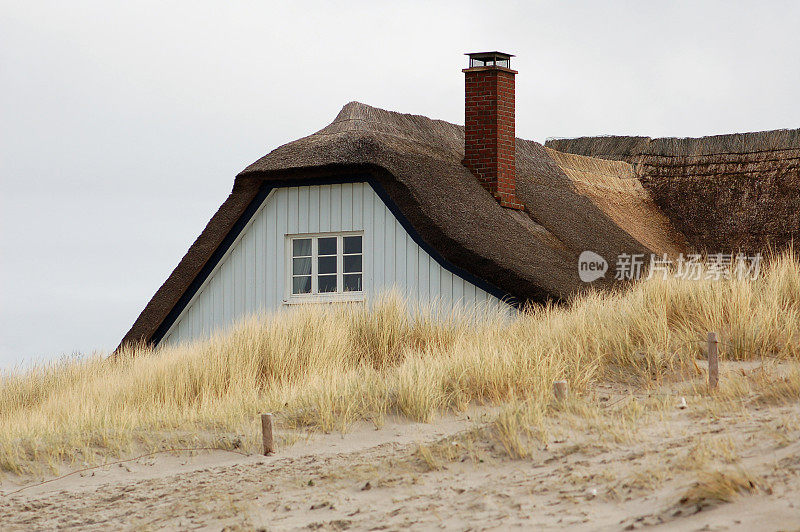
[149,181,273,347]
[150,170,516,348]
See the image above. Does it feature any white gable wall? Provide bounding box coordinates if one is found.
[161,182,507,346]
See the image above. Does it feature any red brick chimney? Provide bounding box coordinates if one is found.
[463,51,524,210]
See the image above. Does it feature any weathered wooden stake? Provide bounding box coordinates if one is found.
[261,413,274,455]
[553,380,569,402]
[707,332,719,391]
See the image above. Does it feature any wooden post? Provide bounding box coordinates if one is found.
[707,332,719,391]
[553,380,569,402]
[261,413,274,455]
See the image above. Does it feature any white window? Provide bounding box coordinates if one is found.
[286,232,364,302]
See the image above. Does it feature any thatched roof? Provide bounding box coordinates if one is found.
[546,130,800,252]
[120,102,686,348]
[546,129,800,160]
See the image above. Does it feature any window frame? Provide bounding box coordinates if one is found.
[284,231,365,304]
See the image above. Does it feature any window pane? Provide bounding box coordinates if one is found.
[344,255,361,273]
[318,237,337,255]
[318,274,337,293]
[292,257,312,275]
[292,276,311,294]
[343,274,362,292]
[292,238,311,257]
[318,256,336,274]
[343,236,362,254]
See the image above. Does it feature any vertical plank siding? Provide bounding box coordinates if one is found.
[162,182,507,346]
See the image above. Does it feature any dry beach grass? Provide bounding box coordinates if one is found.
[1,251,799,477]
[1,252,800,529]
[2,363,799,529]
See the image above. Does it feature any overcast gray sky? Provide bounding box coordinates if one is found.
[2,1,799,368]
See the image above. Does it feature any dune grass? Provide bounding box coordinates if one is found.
[680,468,766,506]
[0,251,798,475]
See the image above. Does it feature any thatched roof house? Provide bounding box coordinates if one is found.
[120,52,797,350]
[546,130,800,253]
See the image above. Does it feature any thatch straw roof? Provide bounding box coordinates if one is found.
[544,148,686,256]
[121,102,686,348]
[547,129,800,159]
[546,130,800,252]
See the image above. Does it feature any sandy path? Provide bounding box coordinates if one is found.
[1,400,799,530]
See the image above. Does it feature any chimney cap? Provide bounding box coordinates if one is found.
[465,51,513,69]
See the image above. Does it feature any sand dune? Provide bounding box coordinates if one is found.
[2,372,799,531]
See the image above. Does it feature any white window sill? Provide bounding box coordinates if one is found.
[283,293,366,305]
